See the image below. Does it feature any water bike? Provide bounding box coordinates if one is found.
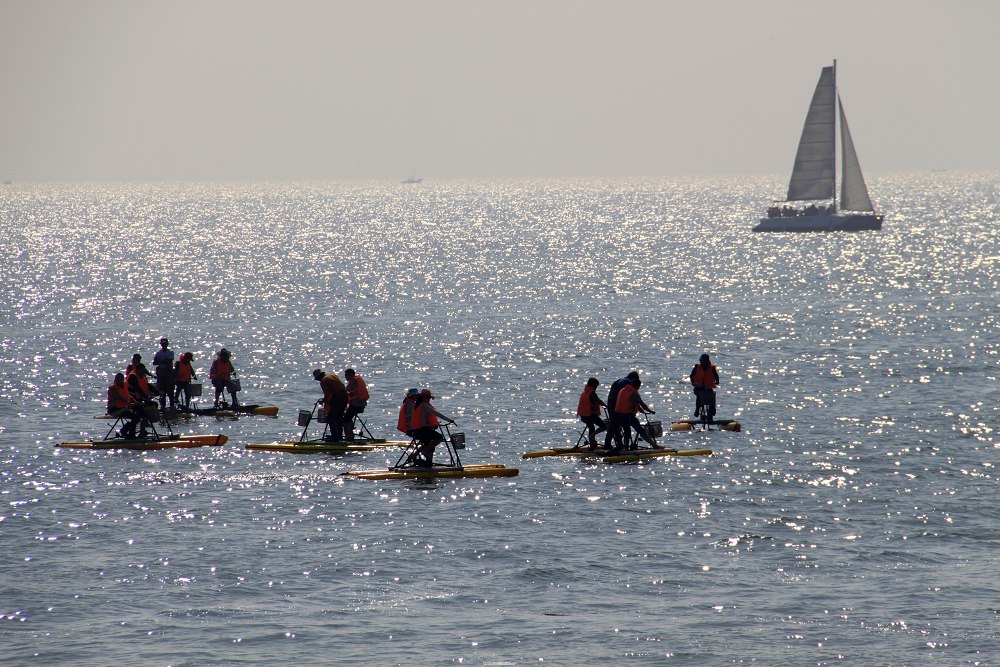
[246,401,409,454]
[61,403,227,450]
[342,423,518,480]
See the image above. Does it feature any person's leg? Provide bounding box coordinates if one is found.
[343,406,360,440]
[610,414,626,451]
[604,415,620,450]
[633,416,654,446]
[329,395,346,441]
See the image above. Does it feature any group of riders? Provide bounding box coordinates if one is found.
[313,367,453,467]
[105,337,721,459]
[575,354,720,452]
[105,338,242,438]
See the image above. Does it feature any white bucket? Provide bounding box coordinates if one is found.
[297,410,312,427]
[316,408,328,423]
[451,432,466,449]
[646,420,663,438]
[189,382,203,397]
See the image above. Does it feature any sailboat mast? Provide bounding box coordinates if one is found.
[832,59,838,210]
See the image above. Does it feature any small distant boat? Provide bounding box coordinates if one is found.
[401,176,423,184]
[754,61,883,233]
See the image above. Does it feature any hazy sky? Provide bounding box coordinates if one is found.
[1,0,998,182]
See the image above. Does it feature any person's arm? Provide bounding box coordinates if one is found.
[429,406,454,424]
[712,367,720,386]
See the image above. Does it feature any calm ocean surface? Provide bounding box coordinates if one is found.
[1,173,997,666]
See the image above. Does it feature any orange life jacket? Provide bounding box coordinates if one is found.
[320,374,346,411]
[107,382,132,412]
[210,359,233,382]
[692,364,719,389]
[411,402,440,430]
[397,396,416,433]
[175,360,193,383]
[577,385,598,417]
[348,375,370,404]
[615,384,638,414]
[128,370,152,399]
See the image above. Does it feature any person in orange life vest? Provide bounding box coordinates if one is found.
[343,368,370,441]
[107,372,140,439]
[396,387,420,437]
[690,353,720,420]
[410,388,454,467]
[576,377,607,449]
[127,360,156,402]
[612,377,658,451]
[313,369,347,442]
[210,348,240,408]
[173,352,197,408]
[125,353,140,377]
[603,371,640,450]
[152,337,176,411]
[126,362,158,439]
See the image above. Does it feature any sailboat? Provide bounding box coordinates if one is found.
[754,62,883,232]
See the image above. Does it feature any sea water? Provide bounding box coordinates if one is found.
[0,173,997,665]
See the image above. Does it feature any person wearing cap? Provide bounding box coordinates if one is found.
[690,353,720,421]
[313,369,347,441]
[343,368,369,441]
[603,371,640,450]
[173,352,197,408]
[612,376,658,451]
[410,388,455,466]
[210,348,240,408]
[575,377,607,450]
[152,337,176,411]
[396,387,420,437]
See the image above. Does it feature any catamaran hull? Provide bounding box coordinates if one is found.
[753,213,883,233]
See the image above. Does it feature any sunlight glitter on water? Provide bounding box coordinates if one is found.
[0,173,998,665]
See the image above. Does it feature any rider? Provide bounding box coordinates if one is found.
[690,353,720,423]
[152,337,176,411]
[410,388,454,467]
[396,387,420,438]
[575,377,607,449]
[173,352,197,408]
[313,369,347,441]
[343,368,369,440]
[210,348,240,408]
[126,360,157,439]
[603,371,640,451]
[612,376,658,451]
[107,372,140,439]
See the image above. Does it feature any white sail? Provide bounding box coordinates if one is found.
[786,66,836,202]
[838,95,874,212]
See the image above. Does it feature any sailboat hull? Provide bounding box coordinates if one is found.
[753,213,882,232]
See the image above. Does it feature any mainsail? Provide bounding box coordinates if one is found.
[786,66,836,202]
[838,95,875,212]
